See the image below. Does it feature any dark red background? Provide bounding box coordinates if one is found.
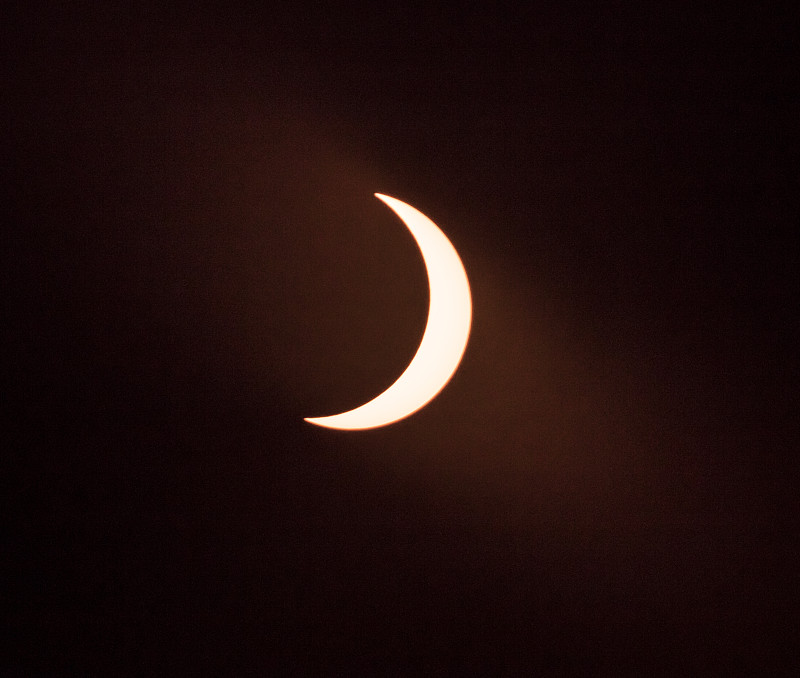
[5,2,798,675]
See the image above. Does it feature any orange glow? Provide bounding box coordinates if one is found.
[304,194,472,430]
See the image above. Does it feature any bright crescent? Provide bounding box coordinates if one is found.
[304,193,472,430]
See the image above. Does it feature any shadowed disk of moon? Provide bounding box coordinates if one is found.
[304,194,472,430]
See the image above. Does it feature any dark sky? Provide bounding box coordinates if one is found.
[5,2,798,675]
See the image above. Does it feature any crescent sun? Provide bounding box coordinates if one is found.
[304,193,472,430]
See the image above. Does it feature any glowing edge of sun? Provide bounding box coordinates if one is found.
[304,193,472,431]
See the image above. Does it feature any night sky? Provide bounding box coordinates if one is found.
[5,3,799,675]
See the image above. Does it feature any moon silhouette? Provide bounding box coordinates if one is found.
[304,194,472,430]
